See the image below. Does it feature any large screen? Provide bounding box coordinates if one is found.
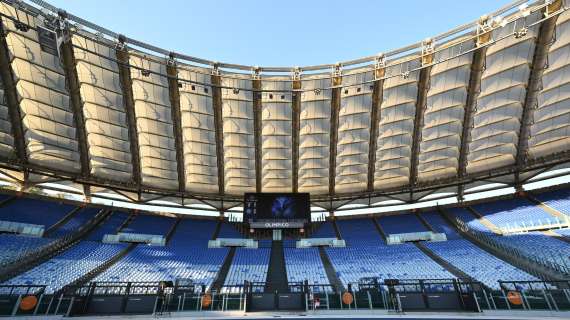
[244,193,310,228]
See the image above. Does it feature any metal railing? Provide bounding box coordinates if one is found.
[2,279,570,316]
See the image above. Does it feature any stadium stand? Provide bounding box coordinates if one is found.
[472,198,560,229]
[310,221,337,238]
[224,248,270,290]
[2,0,570,315]
[86,211,130,241]
[284,247,329,286]
[218,222,242,238]
[327,218,453,286]
[419,212,539,289]
[335,218,382,244]
[534,189,570,216]
[0,198,76,229]
[421,211,462,240]
[378,213,427,234]
[2,241,126,293]
[121,214,176,235]
[326,244,453,287]
[95,218,228,288]
[449,206,570,271]
[0,234,52,266]
[47,208,100,239]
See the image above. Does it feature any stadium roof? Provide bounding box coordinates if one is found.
[0,0,569,212]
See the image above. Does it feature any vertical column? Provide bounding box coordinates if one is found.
[291,68,301,193]
[329,64,342,196]
[458,17,489,200]
[0,18,25,162]
[166,53,186,193]
[410,39,433,192]
[515,10,558,190]
[115,36,142,197]
[211,65,225,195]
[59,15,90,178]
[367,55,385,192]
[252,68,262,193]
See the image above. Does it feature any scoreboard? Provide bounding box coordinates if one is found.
[244,193,310,228]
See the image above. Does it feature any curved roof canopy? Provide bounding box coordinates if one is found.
[0,0,569,212]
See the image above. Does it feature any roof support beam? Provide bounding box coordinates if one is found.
[211,66,225,195]
[291,70,301,192]
[0,20,26,163]
[458,47,486,201]
[252,69,262,192]
[115,38,142,200]
[515,14,558,191]
[409,67,431,195]
[83,184,91,202]
[367,56,385,192]
[329,64,342,195]
[59,22,91,178]
[410,40,435,199]
[166,55,187,193]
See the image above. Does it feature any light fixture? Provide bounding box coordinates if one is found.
[518,3,531,17]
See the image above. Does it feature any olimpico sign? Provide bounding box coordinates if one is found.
[249,221,305,229]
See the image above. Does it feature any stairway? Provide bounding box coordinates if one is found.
[414,242,479,284]
[0,195,16,207]
[416,213,435,232]
[116,211,136,232]
[318,246,344,292]
[331,219,342,239]
[526,194,568,219]
[165,218,182,244]
[211,219,222,240]
[371,218,387,242]
[439,208,569,282]
[210,247,236,291]
[60,243,138,293]
[265,241,289,293]
[465,207,502,234]
[0,209,112,282]
[44,206,83,236]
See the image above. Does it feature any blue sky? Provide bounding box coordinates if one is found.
[48,0,504,67]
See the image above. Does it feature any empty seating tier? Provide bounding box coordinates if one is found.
[284,247,328,286]
[2,241,126,293]
[0,198,75,229]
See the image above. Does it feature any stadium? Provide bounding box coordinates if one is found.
[0,0,569,318]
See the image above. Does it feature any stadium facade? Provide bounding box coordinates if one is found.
[0,0,570,318]
[0,0,568,214]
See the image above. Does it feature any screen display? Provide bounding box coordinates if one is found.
[244,193,310,223]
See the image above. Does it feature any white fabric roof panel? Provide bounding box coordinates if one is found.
[129,53,178,189]
[530,10,570,158]
[299,77,331,194]
[419,41,474,182]
[221,77,255,194]
[178,68,219,193]
[1,7,81,172]
[335,71,373,193]
[0,77,14,156]
[261,80,292,192]
[374,59,420,189]
[73,34,133,182]
[466,13,539,174]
